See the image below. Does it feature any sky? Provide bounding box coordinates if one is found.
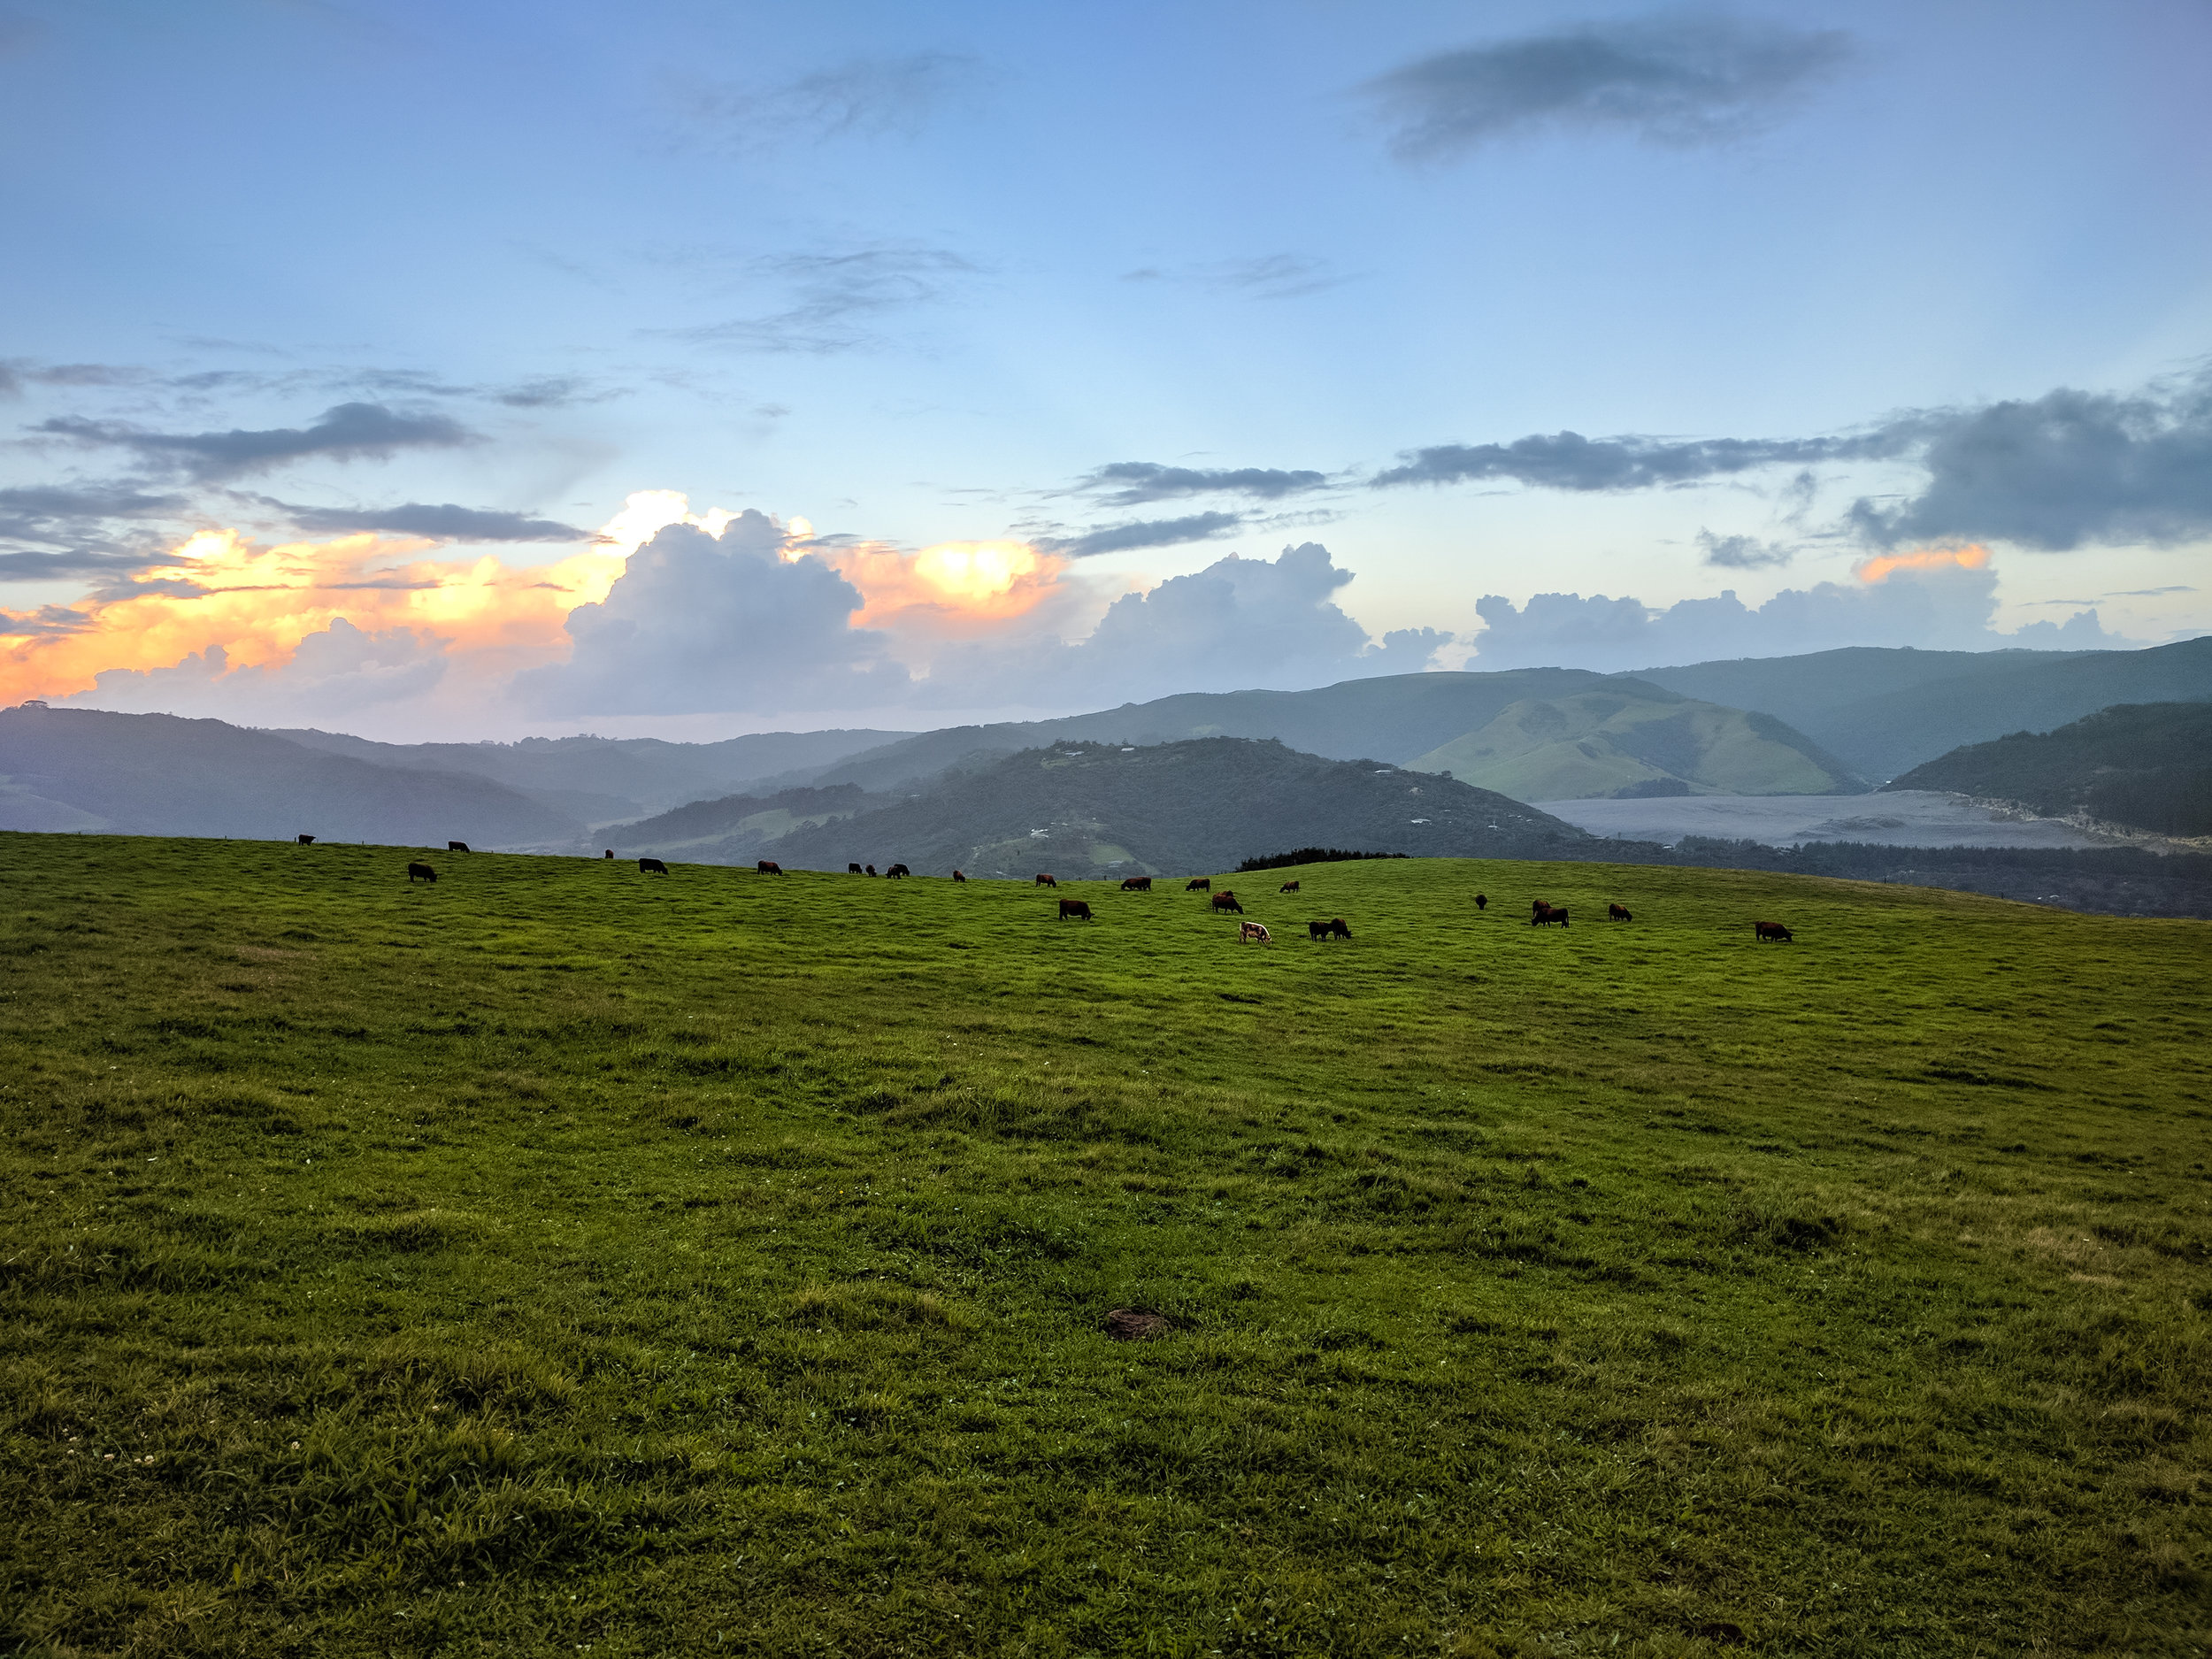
[2,0,2208,741]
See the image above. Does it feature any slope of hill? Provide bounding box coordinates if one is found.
[4,834,2206,1651]
[803,667,1791,795]
[1639,636,2212,780]
[601,784,874,861]
[1885,702,2212,837]
[0,705,580,847]
[764,737,1586,878]
[1403,688,1863,798]
[268,726,908,824]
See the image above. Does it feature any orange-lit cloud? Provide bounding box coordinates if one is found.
[1854,543,1991,585]
[0,525,626,705]
[826,537,1068,634]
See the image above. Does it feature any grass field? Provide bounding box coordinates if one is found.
[2,832,2207,1657]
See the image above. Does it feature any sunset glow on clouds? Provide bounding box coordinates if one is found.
[1854,543,1991,585]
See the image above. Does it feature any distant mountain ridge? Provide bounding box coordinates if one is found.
[760,737,1587,879]
[1886,703,2212,838]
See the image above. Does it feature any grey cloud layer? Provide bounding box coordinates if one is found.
[680,52,985,150]
[1077,461,1334,508]
[273,502,593,541]
[1039,511,1243,558]
[35,401,477,481]
[1364,15,1851,160]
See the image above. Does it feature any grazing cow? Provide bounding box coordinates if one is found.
[1239,921,1272,944]
[603,849,614,859]
[639,857,669,876]
[1036,872,1057,887]
[1279,879,1301,893]
[1474,892,1487,910]
[1532,905,1569,927]
[1609,903,1632,922]
[1121,875,1152,891]
[407,862,435,884]
[1210,890,1244,914]
[296,833,315,845]
[952,870,967,883]
[757,860,783,875]
[1186,878,1210,892]
[1309,918,1352,941]
[865,864,878,876]
[1532,898,1551,917]
[887,864,910,879]
[448,841,471,853]
[849,863,864,874]
[1058,897,1093,921]
[1755,920,1793,943]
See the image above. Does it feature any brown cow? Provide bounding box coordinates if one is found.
[1608,903,1632,922]
[1279,879,1300,893]
[1755,920,1793,942]
[1531,898,1551,917]
[639,857,669,876]
[1239,921,1272,944]
[603,849,614,860]
[296,833,315,845]
[886,864,910,879]
[1533,906,1569,927]
[757,860,783,875]
[1036,872,1057,887]
[952,870,967,883]
[849,862,864,874]
[1210,890,1244,915]
[1121,875,1152,891]
[1308,918,1351,941]
[407,862,435,883]
[1186,877,1210,892]
[1474,892,1487,910]
[1058,897,1093,921]
[448,841,471,853]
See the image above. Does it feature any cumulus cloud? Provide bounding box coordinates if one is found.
[1038,511,1244,558]
[63,617,449,721]
[918,541,1447,709]
[34,402,477,481]
[514,513,909,715]
[1469,555,2139,674]
[273,502,593,541]
[1363,14,1852,161]
[1076,461,1335,507]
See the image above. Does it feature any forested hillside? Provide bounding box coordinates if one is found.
[1886,702,2212,836]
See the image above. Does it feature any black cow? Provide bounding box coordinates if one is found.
[952,870,967,883]
[865,864,878,876]
[1308,918,1351,941]
[639,857,669,876]
[407,862,435,884]
[603,849,614,860]
[1474,892,1487,910]
[448,841,471,853]
[887,864,910,879]
[849,863,864,874]
[296,834,315,845]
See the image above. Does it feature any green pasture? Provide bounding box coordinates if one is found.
[1,833,2207,1656]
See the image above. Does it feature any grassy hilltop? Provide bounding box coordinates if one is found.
[2,833,2208,1656]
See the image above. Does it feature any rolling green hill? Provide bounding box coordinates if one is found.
[1886,702,2212,837]
[0,705,579,849]
[1640,636,2212,780]
[762,737,1586,878]
[601,784,873,861]
[1,833,2205,1653]
[1404,688,1864,799]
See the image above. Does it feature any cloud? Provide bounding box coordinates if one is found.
[1363,14,1851,161]
[1375,365,2212,554]
[0,358,142,398]
[1846,376,2212,550]
[666,245,979,354]
[1696,528,1793,569]
[34,401,478,481]
[1371,426,1905,491]
[1468,554,2139,674]
[273,502,594,541]
[1076,461,1335,508]
[680,52,985,150]
[1038,511,1244,558]
[1121,254,1350,301]
[514,514,910,715]
[63,618,449,721]
[918,541,1446,710]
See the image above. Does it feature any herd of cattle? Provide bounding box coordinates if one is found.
[377,845,1798,942]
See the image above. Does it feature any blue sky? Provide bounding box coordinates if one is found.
[3,1,2208,738]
